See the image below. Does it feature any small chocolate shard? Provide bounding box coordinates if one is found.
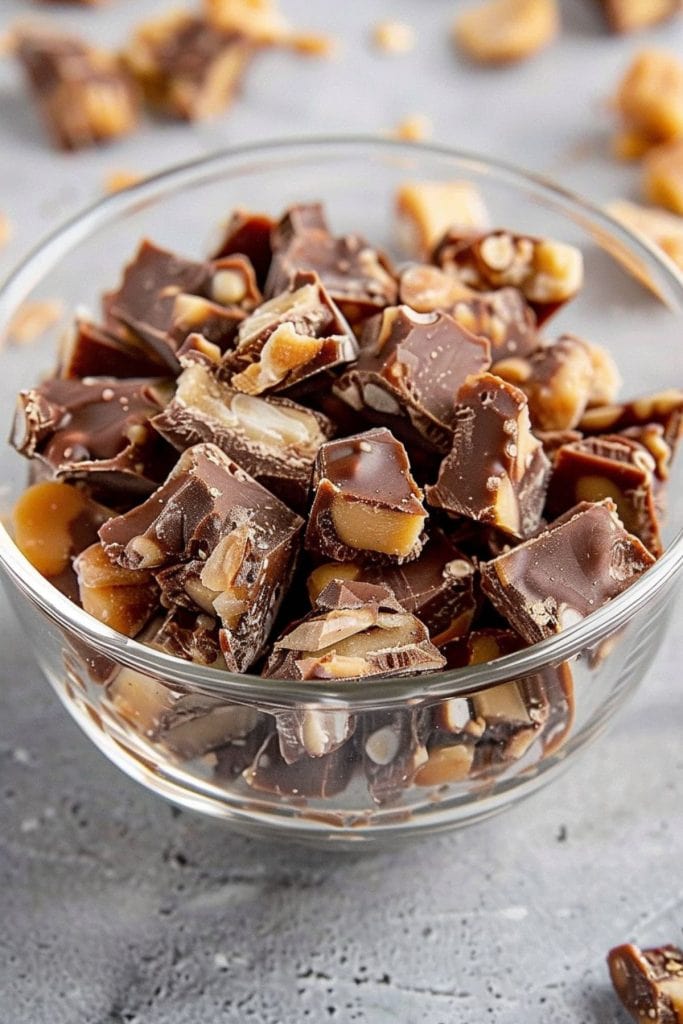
[16,27,139,151]
[263,579,446,681]
[546,433,662,554]
[266,204,398,327]
[434,228,584,325]
[480,499,656,645]
[151,359,332,512]
[305,427,428,564]
[99,443,303,671]
[124,12,254,121]
[220,271,358,395]
[11,376,174,501]
[59,318,169,380]
[607,943,683,1024]
[362,709,429,805]
[211,208,276,288]
[307,530,477,645]
[426,372,550,539]
[335,305,491,452]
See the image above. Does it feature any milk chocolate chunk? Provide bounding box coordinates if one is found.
[221,272,357,395]
[107,666,260,758]
[362,709,429,805]
[307,530,477,645]
[546,434,662,555]
[266,205,398,328]
[11,376,174,500]
[74,542,160,637]
[480,499,656,644]
[426,373,550,540]
[434,229,584,325]
[263,580,446,681]
[608,943,683,1024]
[99,444,303,670]
[399,265,540,361]
[211,209,276,288]
[305,428,428,564]
[580,388,683,454]
[335,305,491,453]
[151,360,332,512]
[59,318,169,380]
[243,731,357,799]
[16,28,139,151]
[124,12,253,121]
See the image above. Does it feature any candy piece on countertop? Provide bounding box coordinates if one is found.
[607,942,683,1023]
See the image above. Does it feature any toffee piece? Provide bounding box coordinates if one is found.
[99,443,303,670]
[608,943,683,1024]
[426,372,550,539]
[480,499,656,644]
[305,428,428,563]
[16,28,139,150]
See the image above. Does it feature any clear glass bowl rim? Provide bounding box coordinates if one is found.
[0,135,681,709]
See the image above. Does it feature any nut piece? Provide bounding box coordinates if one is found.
[305,428,428,563]
[643,140,683,215]
[435,229,583,325]
[222,273,357,394]
[480,499,656,644]
[16,28,139,150]
[124,12,254,121]
[601,0,682,33]
[607,943,683,1023]
[372,21,416,54]
[264,580,445,682]
[395,181,490,257]
[453,0,559,65]
[74,542,160,637]
[12,480,109,579]
[426,373,550,540]
[615,50,683,146]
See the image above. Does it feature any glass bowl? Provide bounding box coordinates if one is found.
[1,138,681,845]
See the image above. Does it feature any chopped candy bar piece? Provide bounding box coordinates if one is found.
[222,272,357,394]
[335,305,491,453]
[644,140,683,215]
[453,0,559,65]
[307,530,477,645]
[150,607,225,667]
[243,731,356,798]
[305,428,428,563]
[608,943,683,1024]
[266,205,398,327]
[151,359,332,512]
[99,443,303,670]
[59,318,169,380]
[426,372,550,539]
[211,208,275,287]
[362,708,429,804]
[546,434,662,554]
[434,229,583,325]
[615,50,683,145]
[480,499,656,644]
[74,542,160,637]
[124,12,253,121]
[11,377,174,501]
[263,579,445,680]
[16,28,139,150]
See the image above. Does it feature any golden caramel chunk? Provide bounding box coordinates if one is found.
[330,493,426,559]
[204,0,290,43]
[307,562,362,604]
[230,322,324,394]
[74,542,159,636]
[602,0,682,33]
[414,744,474,786]
[453,0,559,65]
[643,140,683,215]
[615,50,683,145]
[608,199,683,271]
[372,21,416,54]
[12,481,100,578]
[396,180,489,257]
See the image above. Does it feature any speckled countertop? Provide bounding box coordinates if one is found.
[1,2,682,1022]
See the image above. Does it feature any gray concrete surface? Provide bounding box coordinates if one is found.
[1,1,682,1021]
